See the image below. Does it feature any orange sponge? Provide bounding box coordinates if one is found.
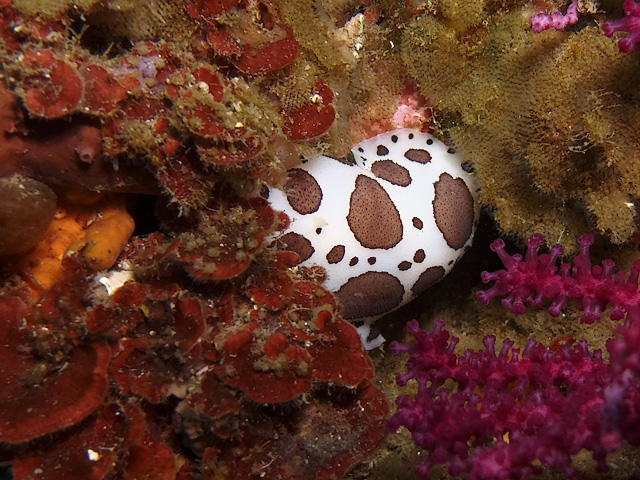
[14,200,135,291]
[79,207,135,271]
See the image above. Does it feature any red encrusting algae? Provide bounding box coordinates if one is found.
[0,1,391,476]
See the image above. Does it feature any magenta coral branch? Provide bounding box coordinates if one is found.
[388,318,629,479]
[477,233,640,324]
[390,315,640,478]
[530,0,579,33]
[603,0,640,52]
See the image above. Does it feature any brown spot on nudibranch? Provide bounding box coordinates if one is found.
[278,232,314,262]
[284,168,322,214]
[398,261,412,271]
[371,160,411,187]
[347,175,402,249]
[376,145,390,156]
[413,249,425,263]
[433,173,475,250]
[326,245,345,264]
[411,266,445,296]
[335,271,404,319]
[349,256,359,266]
[404,148,431,164]
[412,217,423,230]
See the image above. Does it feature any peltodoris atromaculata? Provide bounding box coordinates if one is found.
[269,128,480,348]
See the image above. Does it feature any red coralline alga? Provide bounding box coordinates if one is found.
[217,275,374,403]
[0,0,346,207]
[125,196,286,281]
[185,0,299,75]
[11,404,129,480]
[17,49,84,118]
[202,384,388,480]
[0,0,312,209]
[0,199,387,479]
[13,42,141,120]
[0,297,111,445]
[0,84,154,193]
[282,79,336,140]
[0,1,392,478]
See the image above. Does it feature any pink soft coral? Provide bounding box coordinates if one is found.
[389,318,630,479]
[530,0,579,33]
[390,234,640,479]
[477,233,640,324]
[602,0,640,52]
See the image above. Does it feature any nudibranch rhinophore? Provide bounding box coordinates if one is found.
[268,128,480,349]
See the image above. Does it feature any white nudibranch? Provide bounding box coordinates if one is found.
[268,128,480,349]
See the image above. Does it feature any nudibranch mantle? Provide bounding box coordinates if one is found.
[268,129,480,349]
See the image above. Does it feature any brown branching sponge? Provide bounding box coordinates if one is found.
[400,1,640,252]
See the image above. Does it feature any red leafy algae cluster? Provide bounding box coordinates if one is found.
[0,0,345,205]
[0,0,393,478]
[0,198,387,479]
[390,234,640,479]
